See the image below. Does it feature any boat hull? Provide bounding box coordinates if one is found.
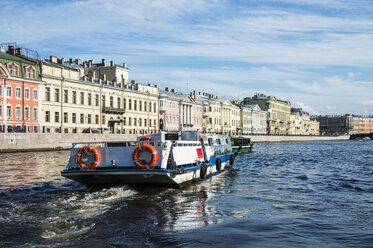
[62,161,229,188]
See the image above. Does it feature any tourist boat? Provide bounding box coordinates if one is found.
[61,131,236,188]
[231,136,253,154]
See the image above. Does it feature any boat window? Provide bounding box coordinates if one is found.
[208,138,213,146]
[215,139,221,145]
[226,138,229,144]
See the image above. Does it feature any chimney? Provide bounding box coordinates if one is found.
[154,84,158,88]
[16,48,22,56]
[165,87,170,92]
[131,80,136,85]
[88,60,93,67]
[92,71,96,79]
[171,89,176,93]
[50,56,58,63]
[148,83,152,87]
[75,59,80,65]
[101,58,106,65]
[83,61,87,68]
[61,58,65,64]
[102,74,106,81]
[8,46,16,56]
[123,63,127,69]
[69,58,73,63]
[110,61,114,66]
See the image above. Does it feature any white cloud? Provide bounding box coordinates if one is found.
[294,101,319,115]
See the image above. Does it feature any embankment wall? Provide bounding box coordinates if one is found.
[0,133,350,153]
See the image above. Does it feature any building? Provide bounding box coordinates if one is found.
[192,92,240,135]
[315,115,373,135]
[158,87,203,131]
[239,103,267,135]
[0,45,42,132]
[291,108,311,135]
[41,56,159,134]
[309,118,320,135]
[243,94,291,135]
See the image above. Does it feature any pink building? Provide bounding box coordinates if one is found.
[159,87,203,131]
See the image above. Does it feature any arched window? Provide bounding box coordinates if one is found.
[25,107,30,120]
[16,106,21,119]
[7,105,12,119]
[33,107,38,120]
[25,88,30,100]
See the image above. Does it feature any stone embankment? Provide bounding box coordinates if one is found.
[0,133,350,153]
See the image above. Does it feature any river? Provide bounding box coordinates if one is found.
[0,140,372,247]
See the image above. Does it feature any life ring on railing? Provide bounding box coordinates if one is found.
[133,144,157,169]
[76,146,100,170]
[140,136,151,141]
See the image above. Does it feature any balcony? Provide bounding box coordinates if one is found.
[103,107,126,114]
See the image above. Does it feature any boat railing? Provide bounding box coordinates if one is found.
[71,140,162,149]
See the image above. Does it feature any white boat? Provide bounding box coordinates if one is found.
[61,131,236,188]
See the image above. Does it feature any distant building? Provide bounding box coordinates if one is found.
[158,87,203,131]
[239,103,266,135]
[315,115,373,135]
[309,118,320,136]
[243,93,291,135]
[291,108,310,135]
[0,46,42,132]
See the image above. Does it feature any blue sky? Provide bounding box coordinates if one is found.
[1,0,373,115]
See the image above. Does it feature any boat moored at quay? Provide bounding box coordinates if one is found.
[61,131,236,188]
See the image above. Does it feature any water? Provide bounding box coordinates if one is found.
[0,140,372,247]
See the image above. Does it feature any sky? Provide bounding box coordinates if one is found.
[1,0,373,115]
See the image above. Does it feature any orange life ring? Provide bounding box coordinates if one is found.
[133,144,157,169]
[140,136,151,141]
[76,146,100,170]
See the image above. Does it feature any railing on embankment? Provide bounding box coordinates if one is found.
[0,133,350,153]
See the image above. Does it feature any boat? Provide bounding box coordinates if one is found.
[61,131,236,188]
[231,136,253,154]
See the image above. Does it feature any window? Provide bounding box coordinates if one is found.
[55,112,59,123]
[7,106,12,119]
[134,100,137,110]
[123,117,126,125]
[102,95,106,107]
[16,106,21,119]
[45,111,50,122]
[25,66,36,79]
[72,113,76,123]
[80,92,84,105]
[7,64,13,75]
[144,119,147,127]
[87,114,92,124]
[25,107,30,120]
[64,90,68,103]
[110,96,113,107]
[117,97,120,108]
[14,66,18,76]
[139,101,142,111]
[154,103,156,112]
[88,93,92,105]
[55,89,60,102]
[7,86,12,98]
[134,118,137,126]
[139,118,142,126]
[149,102,152,112]
[129,117,132,126]
[15,87,21,99]
[80,114,84,124]
[26,68,30,78]
[64,112,68,123]
[33,89,38,101]
[45,87,50,101]
[102,115,105,125]
[0,104,2,117]
[33,126,38,133]
[31,69,35,79]
[72,91,76,104]
[25,88,30,100]
[95,115,99,124]
[95,94,99,106]
[123,98,126,109]
[0,84,2,96]
[144,101,147,112]
[33,108,38,120]
[154,119,156,126]
[7,63,19,76]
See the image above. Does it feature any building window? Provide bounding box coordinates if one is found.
[33,126,38,133]
[25,107,30,120]
[144,101,147,112]
[25,66,36,79]
[7,105,12,119]
[0,84,2,96]
[123,117,126,125]
[102,95,106,107]
[139,101,142,111]
[33,89,38,101]
[88,93,92,105]
[64,90,68,103]
[45,111,50,122]
[123,98,126,109]
[154,103,156,112]
[95,94,99,106]
[144,119,147,127]
[33,108,38,120]
[110,96,114,107]
[102,115,105,125]
[7,64,13,75]
[80,92,84,105]
[134,118,137,126]
[149,102,152,112]
[45,87,50,101]
[117,97,121,108]
[72,91,77,104]
[16,106,21,119]
[88,114,92,124]
[129,99,132,110]
[55,112,59,123]
[7,63,19,76]
[72,113,76,123]
[64,112,68,123]
[7,86,12,98]
[0,104,2,117]
[95,115,99,124]
[15,87,21,99]
[55,89,59,102]
[139,118,142,126]
[25,88,30,100]
[134,100,137,111]
[80,114,84,124]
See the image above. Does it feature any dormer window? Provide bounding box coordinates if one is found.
[7,63,19,76]
[25,66,36,79]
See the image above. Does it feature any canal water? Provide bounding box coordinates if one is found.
[0,140,372,247]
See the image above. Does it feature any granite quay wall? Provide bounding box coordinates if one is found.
[0,133,138,153]
[0,133,350,153]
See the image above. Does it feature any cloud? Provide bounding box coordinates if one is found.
[294,101,319,115]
